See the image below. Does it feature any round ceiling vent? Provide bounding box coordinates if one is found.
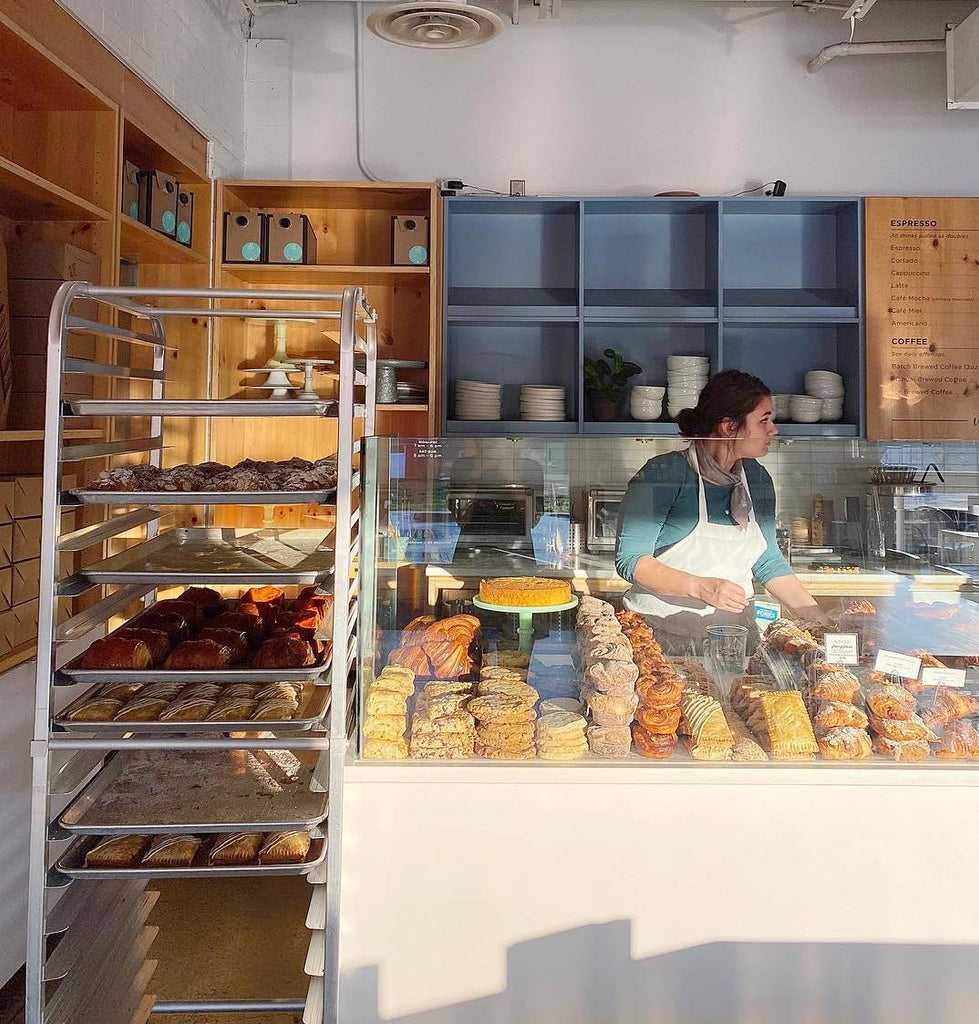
[366,1,505,48]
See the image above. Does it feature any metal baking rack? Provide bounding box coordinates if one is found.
[26,284,375,1024]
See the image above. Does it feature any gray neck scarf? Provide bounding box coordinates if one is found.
[684,441,752,529]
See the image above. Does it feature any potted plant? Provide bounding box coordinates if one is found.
[584,348,642,421]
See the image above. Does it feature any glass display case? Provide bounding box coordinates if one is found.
[357,435,979,766]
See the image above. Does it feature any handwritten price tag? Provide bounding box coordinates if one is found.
[874,649,923,680]
[920,667,967,688]
[824,633,859,666]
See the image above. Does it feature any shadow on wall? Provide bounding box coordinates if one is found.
[343,920,979,1024]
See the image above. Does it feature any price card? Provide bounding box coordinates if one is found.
[874,649,923,680]
[920,667,968,688]
[823,633,859,666]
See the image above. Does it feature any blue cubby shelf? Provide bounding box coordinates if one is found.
[443,195,865,437]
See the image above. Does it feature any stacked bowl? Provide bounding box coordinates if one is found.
[771,394,792,422]
[667,355,709,421]
[806,370,844,422]
[520,384,567,421]
[454,379,502,420]
[788,394,824,424]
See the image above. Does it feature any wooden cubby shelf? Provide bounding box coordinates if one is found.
[120,214,206,265]
[222,263,429,286]
[0,155,111,221]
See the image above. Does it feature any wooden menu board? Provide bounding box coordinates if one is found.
[866,198,979,440]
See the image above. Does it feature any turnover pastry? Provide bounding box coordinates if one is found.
[164,640,231,671]
[817,726,873,760]
[178,585,225,616]
[133,612,191,643]
[84,834,151,868]
[141,834,202,868]
[97,682,143,702]
[140,682,185,701]
[68,698,124,722]
[208,832,263,865]
[211,611,265,646]
[259,830,312,864]
[864,681,917,722]
[723,706,769,762]
[150,598,205,630]
[812,700,869,733]
[81,637,152,671]
[111,627,171,667]
[872,735,930,762]
[868,712,936,743]
[253,698,299,721]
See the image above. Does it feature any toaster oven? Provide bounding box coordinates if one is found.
[446,486,537,551]
[587,488,624,553]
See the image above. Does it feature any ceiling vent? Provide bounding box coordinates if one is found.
[366,1,505,48]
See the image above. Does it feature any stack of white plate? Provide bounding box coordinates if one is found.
[805,370,844,422]
[520,384,566,421]
[454,379,502,420]
[667,355,709,420]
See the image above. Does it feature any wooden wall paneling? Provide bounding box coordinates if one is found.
[865,197,979,440]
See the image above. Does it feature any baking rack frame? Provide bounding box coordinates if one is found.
[25,284,376,1024]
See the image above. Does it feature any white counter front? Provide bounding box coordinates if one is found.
[339,765,979,1024]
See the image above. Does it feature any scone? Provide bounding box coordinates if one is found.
[362,737,408,759]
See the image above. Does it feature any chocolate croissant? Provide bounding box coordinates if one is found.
[81,638,152,671]
[111,627,171,667]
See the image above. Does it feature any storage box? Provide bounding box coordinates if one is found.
[8,280,98,322]
[0,523,11,564]
[12,557,39,605]
[122,161,141,220]
[0,567,10,611]
[223,212,266,263]
[138,170,179,236]
[392,215,429,266]
[0,476,43,520]
[267,213,316,265]
[0,598,36,653]
[176,189,194,247]
[6,243,101,283]
[13,517,41,563]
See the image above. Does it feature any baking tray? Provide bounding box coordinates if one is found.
[59,749,330,834]
[68,488,337,507]
[56,833,327,879]
[81,528,336,586]
[54,682,331,734]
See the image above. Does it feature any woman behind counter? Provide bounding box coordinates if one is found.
[614,369,822,653]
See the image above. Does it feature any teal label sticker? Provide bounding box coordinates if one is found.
[128,201,138,219]
[408,244,428,265]
[242,241,261,262]
[283,241,303,263]
[162,209,176,234]
[177,221,191,244]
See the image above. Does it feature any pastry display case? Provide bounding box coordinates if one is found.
[26,284,374,1024]
[357,435,979,767]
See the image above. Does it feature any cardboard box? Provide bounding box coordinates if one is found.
[0,567,10,611]
[139,170,179,236]
[392,215,429,266]
[12,557,38,605]
[0,479,13,524]
[0,523,11,564]
[267,213,316,265]
[122,161,141,220]
[176,189,194,247]
[6,243,101,283]
[223,212,266,263]
[13,517,41,562]
[9,317,96,361]
[8,279,98,322]
[0,600,34,654]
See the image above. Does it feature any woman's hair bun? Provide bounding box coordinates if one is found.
[675,407,705,438]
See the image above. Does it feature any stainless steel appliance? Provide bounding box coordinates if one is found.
[587,488,624,553]
[447,486,536,551]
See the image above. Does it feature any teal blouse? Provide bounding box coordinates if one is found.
[614,451,792,586]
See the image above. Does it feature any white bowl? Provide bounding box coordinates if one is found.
[806,370,843,383]
[632,385,666,399]
[669,387,702,398]
[789,395,823,423]
[807,387,844,400]
[667,355,709,370]
[668,373,708,385]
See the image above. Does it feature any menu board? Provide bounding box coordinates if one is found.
[866,198,979,440]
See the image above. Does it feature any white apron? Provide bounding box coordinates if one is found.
[622,446,767,623]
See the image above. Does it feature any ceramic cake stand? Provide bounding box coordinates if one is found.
[472,596,579,655]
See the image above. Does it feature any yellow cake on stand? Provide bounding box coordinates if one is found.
[479,577,572,608]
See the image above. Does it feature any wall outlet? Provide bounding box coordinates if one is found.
[509,179,526,196]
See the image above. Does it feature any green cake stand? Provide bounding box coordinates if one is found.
[472,595,579,655]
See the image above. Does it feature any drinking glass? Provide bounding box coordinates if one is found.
[704,624,748,679]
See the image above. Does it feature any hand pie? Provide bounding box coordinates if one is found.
[85,834,150,868]
[259,830,312,864]
[208,832,264,865]
[253,698,299,721]
[159,697,216,721]
[140,834,202,868]
[114,697,169,721]
[206,698,258,721]
[68,698,124,722]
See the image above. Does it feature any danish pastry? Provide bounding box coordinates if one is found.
[85,834,150,868]
[208,832,263,865]
[140,834,202,868]
[632,723,677,759]
[259,830,312,864]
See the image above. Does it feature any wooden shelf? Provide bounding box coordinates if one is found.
[0,154,110,221]
[223,180,433,212]
[120,214,206,265]
[377,404,428,412]
[0,429,103,443]
[123,117,208,185]
[221,263,429,286]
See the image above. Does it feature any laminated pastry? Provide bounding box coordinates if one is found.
[178,585,225,616]
[252,636,315,669]
[159,697,217,721]
[731,689,817,760]
[208,832,264,865]
[181,683,224,702]
[254,682,301,703]
[211,611,265,646]
[269,609,320,641]
[679,692,734,749]
[388,644,431,677]
[636,676,684,708]
[111,627,171,667]
[241,585,286,610]
[222,684,259,699]
[919,687,979,729]
[467,694,537,724]
[581,688,639,727]
[586,723,633,758]
[817,726,873,760]
[253,698,300,721]
[934,720,979,759]
[81,637,153,671]
[475,679,539,704]
[402,614,437,641]
[164,640,232,671]
[634,704,682,736]
[868,712,937,743]
[68,697,125,722]
[206,698,258,721]
[259,830,312,865]
[864,681,917,722]
[97,682,143,702]
[765,620,817,654]
[140,834,203,868]
[364,687,409,716]
[84,834,151,868]
[147,598,204,630]
[478,576,572,608]
[812,701,869,733]
[114,697,170,721]
[632,723,677,759]
[872,735,931,762]
[198,627,250,664]
[420,638,473,680]
[129,611,191,643]
[723,706,770,762]
[139,682,185,701]
[807,664,861,703]
[584,660,639,696]
[363,714,409,743]
[362,737,409,759]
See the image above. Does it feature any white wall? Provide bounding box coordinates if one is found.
[56,0,250,176]
[249,0,979,195]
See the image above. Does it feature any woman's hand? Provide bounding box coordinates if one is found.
[691,577,748,613]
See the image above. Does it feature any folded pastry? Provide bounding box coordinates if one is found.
[420,638,473,680]
[807,664,861,703]
[85,834,151,868]
[159,697,216,721]
[68,697,124,722]
[735,690,818,759]
[817,726,873,760]
[259,830,312,864]
[139,682,185,701]
[723,706,770,762]
[253,698,299,721]
[919,687,979,729]
[634,704,682,735]
[222,683,259,699]
[934,720,979,759]
[164,640,232,671]
[198,627,249,664]
[680,691,734,750]
[872,735,930,762]
[255,682,301,703]
[111,627,171,667]
[97,682,143,702]
[206,698,258,721]
[252,636,315,669]
[864,682,917,722]
[812,700,869,733]
[131,612,191,644]
[81,637,153,671]
[269,609,321,641]
[140,834,202,868]
[179,585,225,616]
[114,697,169,721]
[149,598,205,629]
[582,688,639,727]
[869,712,937,743]
[211,611,265,646]
[208,832,263,865]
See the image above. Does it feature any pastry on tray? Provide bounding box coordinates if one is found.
[180,683,224,701]
[206,698,258,721]
[139,682,185,701]
[222,684,259,699]
[259,830,312,865]
[478,576,572,608]
[146,598,204,630]
[208,832,264,866]
[140,834,202,868]
[241,585,286,609]
[81,637,153,671]
[114,697,170,722]
[253,698,300,721]
[111,627,171,667]
[84,834,151,868]
[269,610,320,641]
[159,697,217,721]
[164,640,233,671]
[198,627,249,664]
[67,698,124,722]
[179,586,225,616]
[252,636,315,669]
[211,611,265,646]
[97,682,143,702]
[132,612,191,644]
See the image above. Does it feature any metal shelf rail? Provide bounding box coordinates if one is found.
[26,284,377,1024]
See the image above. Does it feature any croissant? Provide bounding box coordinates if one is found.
[934,720,979,760]
[388,644,431,676]
[869,713,936,743]
[422,638,473,680]
[872,735,930,762]
[812,700,869,733]
[164,640,232,671]
[111,627,171,667]
[81,637,153,671]
[920,687,979,728]
[864,682,916,721]
[423,620,475,644]
[252,636,314,669]
[817,726,873,760]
